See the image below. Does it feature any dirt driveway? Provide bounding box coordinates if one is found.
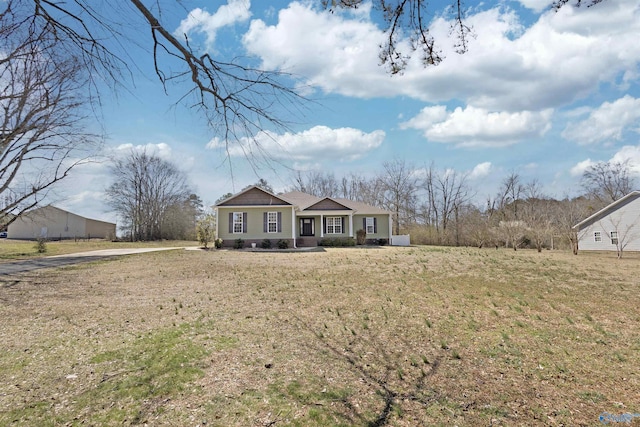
[0,247,193,275]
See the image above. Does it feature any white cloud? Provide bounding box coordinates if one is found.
[243,2,383,94]
[116,143,173,161]
[570,145,640,178]
[206,125,385,161]
[516,0,552,13]
[469,162,492,179]
[243,0,640,112]
[562,95,640,145]
[611,145,640,176]
[175,0,251,50]
[400,105,553,147]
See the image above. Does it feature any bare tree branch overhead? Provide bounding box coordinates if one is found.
[325,0,605,74]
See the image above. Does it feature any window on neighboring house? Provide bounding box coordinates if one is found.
[594,231,601,242]
[610,231,618,245]
[267,212,278,233]
[233,212,244,233]
[326,217,343,234]
[365,217,376,234]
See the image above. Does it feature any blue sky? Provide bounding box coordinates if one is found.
[56,0,640,223]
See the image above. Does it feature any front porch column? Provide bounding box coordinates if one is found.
[214,208,218,238]
[291,206,296,248]
[349,213,353,237]
[320,214,324,238]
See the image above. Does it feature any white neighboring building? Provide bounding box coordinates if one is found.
[8,205,116,240]
[572,191,640,253]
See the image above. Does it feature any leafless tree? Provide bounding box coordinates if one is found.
[521,180,554,252]
[378,159,418,234]
[581,160,636,205]
[291,171,340,197]
[106,149,192,241]
[420,164,471,245]
[1,2,99,227]
[551,196,594,254]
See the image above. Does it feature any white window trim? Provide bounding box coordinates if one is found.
[267,212,278,233]
[326,217,343,234]
[233,212,243,234]
[594,231,601,242]
[610,231,618,245]
[365,217,375,234]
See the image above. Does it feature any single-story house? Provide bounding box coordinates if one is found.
[214,186,393,248]
[8,205,116,240]
[572,191,640,252]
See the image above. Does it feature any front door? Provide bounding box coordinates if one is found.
[301,218,314,236]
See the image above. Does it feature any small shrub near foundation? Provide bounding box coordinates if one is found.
[277,239,289,249]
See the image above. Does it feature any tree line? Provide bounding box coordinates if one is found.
[104,150,635,246]
[288,159,637,252]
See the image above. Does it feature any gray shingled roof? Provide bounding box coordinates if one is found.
[217,186,392,215]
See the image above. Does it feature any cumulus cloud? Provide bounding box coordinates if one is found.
[206,125,385,161]
[469,162,492,179]
[570,145,640,178]
[562,95,640,145]
[243,2,384,95]
[400,105,553,147]
[116,143,173,161]
[175,0,251,50]
[242,0,640,112]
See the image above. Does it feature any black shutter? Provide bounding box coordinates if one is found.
[277,212,282,232]
[374,217,377,233]
[263,212,267,233]
[323,217,327,233]
[228,213,233,233]
[341,217,345,234]
[243,212,247,233]
[363,218,366,231]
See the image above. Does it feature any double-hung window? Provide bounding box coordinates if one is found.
[326,217,342,234]
[594,231,601,242]
[610,231,618,245]
[365,217,375,234]
[267,212,278,233]
[233,212,244,234]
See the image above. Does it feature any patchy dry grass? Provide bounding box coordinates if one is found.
[0,247,638,426]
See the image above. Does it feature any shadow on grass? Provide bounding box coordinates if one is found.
[293,315,444,426]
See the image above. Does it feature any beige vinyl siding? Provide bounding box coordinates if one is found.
[217,207,293,240]
[353,214,390,239]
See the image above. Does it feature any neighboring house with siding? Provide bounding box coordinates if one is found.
[8,205,116,240]
[214,186,393,248]
[572,191,640,254]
